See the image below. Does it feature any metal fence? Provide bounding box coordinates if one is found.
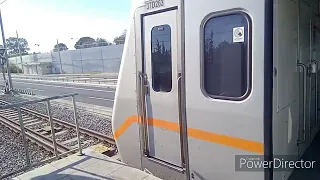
[8,44,124,74]
[0,93,83,179]
[10,75,118,85]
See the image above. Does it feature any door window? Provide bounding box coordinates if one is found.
[151,24,172,92]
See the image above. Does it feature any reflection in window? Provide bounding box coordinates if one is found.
[203,13,250,99]
[151,25,172,92]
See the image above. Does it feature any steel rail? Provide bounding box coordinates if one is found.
[0,100,116,145]
[20,106,116,145]
[0,113,70,153]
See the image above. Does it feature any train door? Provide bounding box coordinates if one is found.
[309,15,320,142]
[297,1,313,157]
[138,6,186,179]
[272,1,303,179]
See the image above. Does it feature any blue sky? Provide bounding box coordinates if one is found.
[28,0,132,21]
[0,0,133,52]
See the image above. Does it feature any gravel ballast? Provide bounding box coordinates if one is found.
[0,94,115,179]
[0,94,113,136]
[0,123,53,179]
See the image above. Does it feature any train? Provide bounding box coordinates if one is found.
[111,0,320,179]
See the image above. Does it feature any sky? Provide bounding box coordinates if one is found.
[0,0,134,53]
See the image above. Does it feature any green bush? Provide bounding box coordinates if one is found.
[2,64,22,73]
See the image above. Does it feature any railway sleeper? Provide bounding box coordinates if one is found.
[61,136,84,145]
[69,138,93,149]
[81,139,95,148]
[12,116,34,122]
[3,114,29,119]
[24,121,43,127]
[0,110,16,114]
[38,126,63,135]
[0,112,17,116]
[38,129,54,136]
[0,109,18,113]
[5,116,27,122]
[23,118,40,124]
[53,130,69,136]
[4,114,19,119]
[35,126,61,132]
[39,130,50,136]
[70,143,82,150]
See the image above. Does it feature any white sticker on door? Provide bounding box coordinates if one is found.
[233,27,244,43]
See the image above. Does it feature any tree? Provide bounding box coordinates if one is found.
[6,37,30,56]
[96,38,112,47]
[113,29,126,45]
[74,37,96,49]
[53,43,68,52]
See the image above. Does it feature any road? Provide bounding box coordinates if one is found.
[0,78,115,108]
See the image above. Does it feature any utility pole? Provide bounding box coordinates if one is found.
[16,30,23,73]
[0,8,12,91]
[0,59,5,82]
[56,39,63,74]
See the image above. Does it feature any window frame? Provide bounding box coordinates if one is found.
[200,10,252,101]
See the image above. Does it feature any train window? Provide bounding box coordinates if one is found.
[151,24,172,92]
[203,13,251,100]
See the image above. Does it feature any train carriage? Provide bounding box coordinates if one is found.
[112,0,320,179]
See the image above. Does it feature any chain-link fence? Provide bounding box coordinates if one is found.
[8,44,124,74]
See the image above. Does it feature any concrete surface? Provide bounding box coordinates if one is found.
[0,78,116,107]
[13,146,161,180]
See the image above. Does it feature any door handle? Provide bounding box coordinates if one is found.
[311,60,318,127]
[145,83,150,96]
[297,62,307,144]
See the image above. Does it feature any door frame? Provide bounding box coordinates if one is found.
[137,4,190,179]
[142,8,181,166]
[264,0,274,180]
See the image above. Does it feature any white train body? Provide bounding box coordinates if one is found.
[112,0,320,179]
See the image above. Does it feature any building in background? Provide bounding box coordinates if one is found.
[22,62,52,75]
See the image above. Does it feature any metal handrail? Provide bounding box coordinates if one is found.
[297,63,307,144]
[138,72,149,156]
[0,93,83,179]
[0,93,78,109]
[177,74,186,168]
[10,75,118,85]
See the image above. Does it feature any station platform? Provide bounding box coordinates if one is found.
[13,145,161,180]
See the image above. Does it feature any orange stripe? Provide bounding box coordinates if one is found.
[114,115,264,154]
[187,128,264,154]
[114,116,138,139]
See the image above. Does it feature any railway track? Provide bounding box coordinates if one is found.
[0,99,116,155]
